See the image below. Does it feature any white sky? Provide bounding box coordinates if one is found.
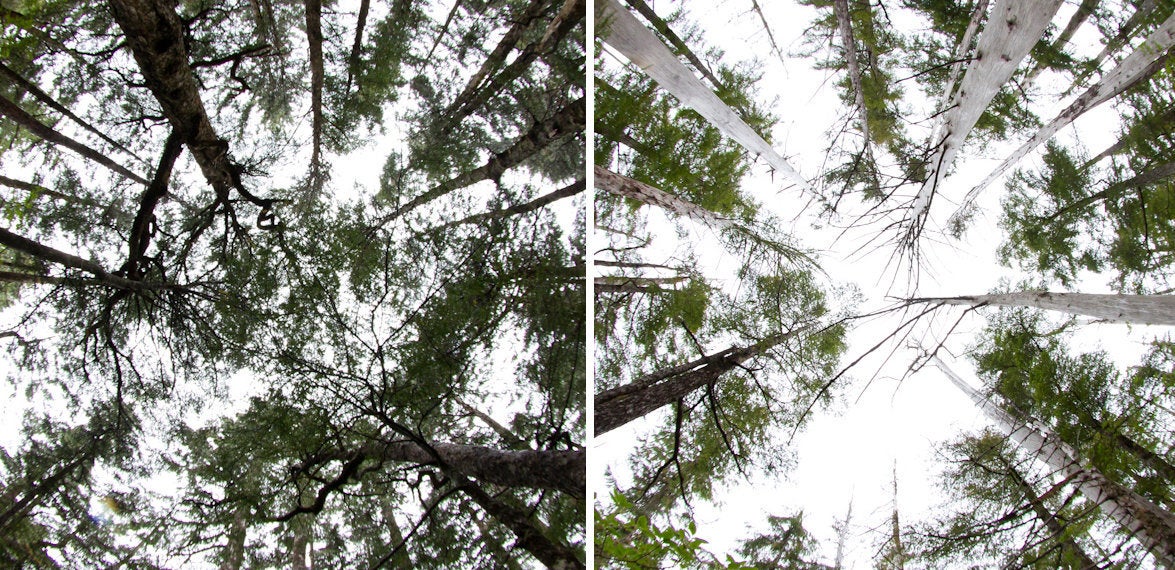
[592,0,1172,567]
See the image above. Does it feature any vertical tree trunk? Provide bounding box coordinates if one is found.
[596,0,808,192]
[220,507,247,570]
[302,0,325,188]
[832,0,872,155]
[933,355,1175,566]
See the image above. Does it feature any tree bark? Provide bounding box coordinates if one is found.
[597,0,808,192]
[622,0,723,92]
[912,291,1175,325]
[445,0,550,120]
[383,96,584,222]
[456,476,584,569]
[315,441,585,498]
[0,93,147,185]
[343,0,370,94]
[832,0,871,155]
[1022,0,1100,89]
[594,166,732,230]
[303,0,324,188]
[933,355,1175,567]
[999,456,1099,569]
[595,327,810,435]
[953,10,1175,227]
[0,227,155,291]
[911,0,1063,226]
[108,0,268,208]
[219,507,248,570]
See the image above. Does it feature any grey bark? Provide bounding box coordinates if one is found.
[911,291,1175,325]
[597,0,809,192]
[933,354,1175,567]
[953,9,1175,226]
[594,166,732,230]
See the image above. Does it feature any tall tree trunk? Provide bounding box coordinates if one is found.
[910,0,1063,231]
[383,97,584,222]
[999,456,1100,569]
[595,326,811,435]
[290,512,311,570]
[1086,106,1175,167]
[444,0,549,120]
[303,0,324,189]
[434,179,583,231]
[622,0,724,92]
[0,227,155,291]
[1022,0,1100,89]
[1071,0,1159,93]
[594,166,732,230]
[0,175,131,222]
[832,0,872,156]
[1041,160,1175,224]
[306,441,584,498]
[933,354,1175,566]
[108,0,271,210]
[596,0,808,192]
[219,507,248,570]
[343,0,370,94]
[0,93,148,185]
[456,476,584,569]
[953,10,1175,226]
[911,291,1175,325]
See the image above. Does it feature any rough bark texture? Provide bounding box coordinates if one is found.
[362,441,584,498]
[1022,0,1100,88]
[108,0,256,202]
[954,9,1175,225]
[594,166,731,230]
[457,477,584,570]
[597,0,808,192]
[912,0,1063,221]
[934,355,1175,567]
[915,291,1175,325]
[0,92,147,185]
[595,328,808,435]
[446,0,549,117]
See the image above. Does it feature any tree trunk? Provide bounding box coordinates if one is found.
[0,227,155,291]
[832,0,871,155]
[933,355,1175,567]
[911,0,1063,225]
[595,327,809,435]
[456,476,584,570]
[596,0,808,192]
[0,93,147,185]
[219,507,248,570]
[912,291,1175,325]
[594,166,732,230]
[383,96,584,222]
[1072,0,1159,92]
[622,0,724,92]
[434,179,583,231]
[1086,106,1175,167]
[1041,160,1175,224]
[953,10,1175,226]
[343,0,370,94]
[108,0,266,206]
[303,0,324,188]
[1022,0,1100,89]
[445,0,549,120]
[330,441,585,498]
[0,60,140,161]
[1000,456,1100,569]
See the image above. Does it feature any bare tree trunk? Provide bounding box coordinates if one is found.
[343,0,370,94]
[622,0,724,91]
[594,166,732,230]
[382,97,584,222]
[1022,0,1100,89]
[832,0,871,155]
[219,507,247,570]
[933,354,1175,566]
[0,61,140,161]
[911,291,1175,325]
[456,476,584,570]
[953,10,1175,227]
[597,0,808,192]
[434,179,583,231]
[305,441,584,498]
[999,456,1099,569]
[1086,106,1175,167]
[445,0,549,119]
[910,0,1063,230]
[0,227,156,291]
[0,93,147,185]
